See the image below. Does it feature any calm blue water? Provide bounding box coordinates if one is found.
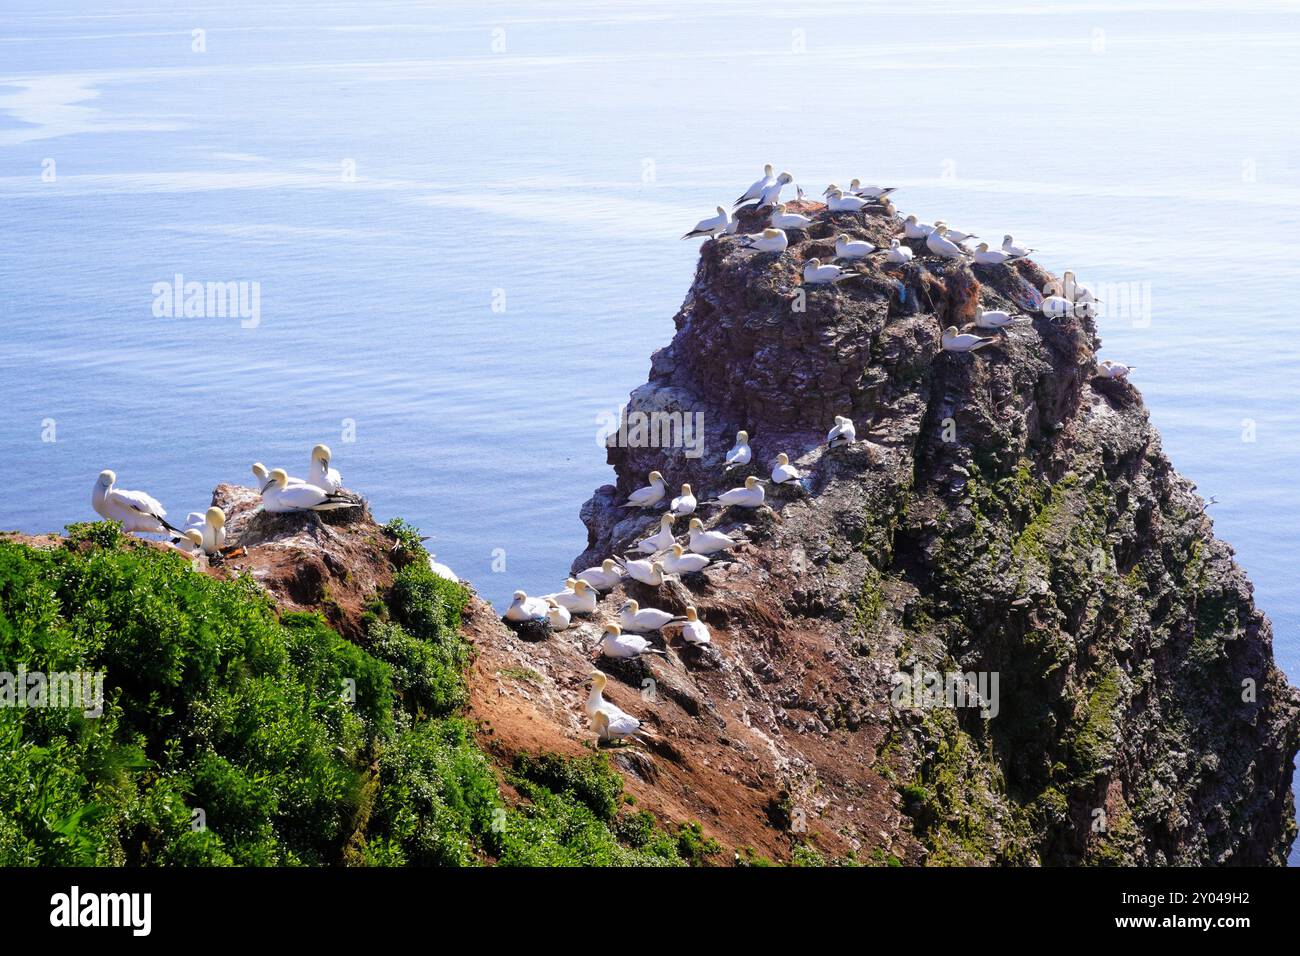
[2,0,1298,861]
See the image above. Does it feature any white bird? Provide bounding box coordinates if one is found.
[171,528,205,557]
[848,179,896,199]
[710,475,765,508]
[261,468,359,513]
[618,599,680,633]
[586,672,643,743]
[668,483,697,518]
[724,430,752,468]
[771,452,803,485]
[545,599,572,631]
[756,171,794,207]
[308,444,342,493]
[825,188,871,212]
[971,242,1023,265]
[632,514,676,554]
[682,206,731,240]
[926,225,972,260]
[676,606,712,646]
[885,239,914,264]
[251,462,304,494]
[622,558,668,587]
[505,590,550,623]
[974,309,1021,329]
[577,558,624,591]
[770,203,815,230]
[834,234,877,260]
[827,415,856,447]
[803,258,864,285]
[738,227,789,253]
[933,221,978,244]
[687,517,746,555]
[903,215,935,239]
[621,471,666,509]
[942,326,998,352]
[661,544,709,575]
[427,553,459,581]
[1097,360,1136,379]
[735,164,776,207]
[1061,271,1098,303]
[1040,295,1076,319]
[595,623,664,660]
[553,578,598,615]
[92,470,181,535]
[184,506,227,554]
[1002,235,1034,257]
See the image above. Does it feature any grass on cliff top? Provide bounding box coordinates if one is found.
[0,521,704,866]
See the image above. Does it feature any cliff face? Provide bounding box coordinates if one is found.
[561,201,1299,864]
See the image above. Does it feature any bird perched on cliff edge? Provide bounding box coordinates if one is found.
[682,206,731,240]
[827,416,856,448]
[942,327,999,353]
[675,606,712,646]
[505,590,549,623]
[735,164,776,206]
[308,444,342,493]
[586,671,644,744]
[705,475,765,509]
[771,453,804,485]
[621,471,666,508]
[261,468,360,513]
[577,558,624,591]
[724,431,752,469]
[738,228,789,253]
[618,599,683,633]
[1002,235,1034,257]
[926,225,973,260]
[848,179,896,199]
[687,518,747,555]
[770,203,815,231]
[1097,360,1136,379]
[595,622,665,660]
[661,544,710,575]
[825,188,872,213]
[668,483,696,517]
[184,506,226,554]
[630,514,676,554]
[92,470,181,535]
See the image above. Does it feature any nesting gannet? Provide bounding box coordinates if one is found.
[709,475,765,508]
[621,471,666,509]
[770,204,815,230]
[668,483,697,518]
[1040,295,1075,319]
[827,415,856,447]
[251,462,305,494]
[972,243,1023,265]
[184,506,227,554]
[942,326,998,352]
[172,528,205,557]
[735,164,776,206]
[885,239,914,264]
[578,558,624,591]
[661,544,710,575]
[553,578,598,614]
[587,672,643,743]
[92,470,181,535]
[622,558,669,587]
[1002,235,1034,257]
[933,221,978,244]
[682,206,732,240]
[724,430,752,469]
[687,517,746,555]
[757,171,794,207]
[834,235,878,260]
[926,225,972,260]
[632,514,676,554]
[677,606,712,645]
[427,553,459,581]
[903,215,935,239]
[974,309,1021,329]
[545,599,572,631]
[1061,271,1098,303]
[848,179,896,199]
[261,469,360,512]
[596,622,664,660]
[803,258,865,285]
[618,599,681,633]
[825,188,871,212]
[308,444,342,493]
[1097,360,1135,379]
[505,590,550,623]
[771,453,803,484]
[739,228,789,253]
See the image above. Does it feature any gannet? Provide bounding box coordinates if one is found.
[545,599,572,631]
[739,228,789,253]
[834,235,877,260]
[771,452,803,484]
[724,430,752,468]
[587,672,643,743]
[926,225,972,260]
[903,215,935,239]
[596,623,664,660]
[553,578,598,614]
[618,599,680,633]
[677,606,712,646]
[427,553,459,581]
[1061,271,1098,303]
[622,558,668,587]
[933,221,978,243]
[578,558,624,591]
[661,544,710,575]
[308,444,342,493]
[770,204,815,230]
[827,415,856,447]
[1002,235,1034,257]
[1040,295,1075,319]
[632,514,676,554]
[972,243,1023,265]
[687,517,746,555]
[825,188,871,212]
[172,528,205,557]
[184,506,226,554]
[735,164,775,206]
[92,470,181,535]
[669,483,697,517]
[505,590,549,623]
[974,309,1021,329]
[803,258,865,285]
[885,239,914,264]
[621,471,666,509]
[251,462,304,494]
[1097,360,1135,379]
[757,171,794,207]
[942,326,998,352]
[709,475,765,508]
[261,468,360,512]
[848,179,896,199]
[682,206,731,240]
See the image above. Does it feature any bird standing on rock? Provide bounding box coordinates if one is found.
[553,578,598,614]
[676,606,712,646]
[770,203,815,230]
[618,599,682,633]
[621,471,666,508]
[926,225,972,260]
[631,514,676,554]
[682,206,732,240]
[662,544,710,575]
[261,469,360,513]
[595,622,665,660]
[724,430,752,469]
[92,470,181,535]
[942,326,999,352]
[308,444,342,493]
[825,188,871,212]
[505,591,550,623]
[735,164,775,206]
[578,558,624,591]
[687,518,747,555]
[827,416,856,447]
